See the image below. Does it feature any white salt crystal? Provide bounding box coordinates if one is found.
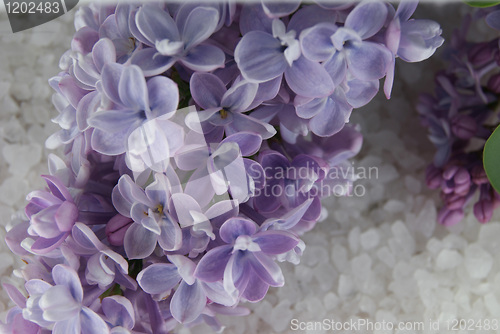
[351,254,372,281]
[2,96,19,115]
[359,295,376,316]
[270,300,293,332]
[295,263,314,284]
[484,293,500,316]
[435,249,462,270]
[360,228,380,250]
[1,117,25,143]
[323,292,339,310]
[426,238,443,255]
[404,175,422,194]
[338,274,356,298]
[478,222,500,254]
[331,244,349,272]
[10,82,31,101]
[0,81,11,101]
[454,287,471,312]
[302,245,328,267]
[0,177,29,207]
[414,200,436,239]
[391,220,416,256]
[383,199,406,213]
[313,263,336,292]
[377,164,399,184]
[348,226,361,254]
[3,143,42,176]
[376,246,396,268]
[464,243,493,279]
[442,234,467,250]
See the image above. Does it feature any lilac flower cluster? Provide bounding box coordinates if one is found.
[3,2,442,332]
[419,10,500,226]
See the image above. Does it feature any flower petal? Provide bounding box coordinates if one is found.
[284,56,334,98]
[346,41,392,81]
[235,31,287,83]
[194,245,233,282]
[118,65,148,112]
[345,1,387,39]
[219,218,257,243]
[181,44,226,72]
[130,48,175,77]
[171,281,206,324]
[147,76,179,119]
[80,307,110,334]
[137,263,180,294]
[221,80,258,113]
[253,230,300,254]
[190,73,226,110]
[249,252,284,287]
[123,223,157,259]
[221,132,262,157]
[182,7,219,49]
[300,23,336,62]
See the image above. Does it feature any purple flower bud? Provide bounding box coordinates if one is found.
[451,114,476,140]
[426,165,442,189]
[473,200,493,224]
[442,165,470,195]
[444,193,466,210]
[471,165,489,185]
[487,73,500,94]
[105,214,133,246]
[437,207,464,226]
[468,41,496,67]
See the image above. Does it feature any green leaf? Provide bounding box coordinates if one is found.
[483,124,500,193]
[463,0,500,7]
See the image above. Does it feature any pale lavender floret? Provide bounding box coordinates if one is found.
[300,1,392,84]
[194,218,299,302]
[70,223,136,290]
[101,296,135,332]
[112,173,183,259]
[235,5,334,98]
[45,74,89,150]
[137,255,235,324]
[176,130,263,206]
[384,1,444,97]
[1,284,41,334]
[24,175,79,255]
[130,3,225,76]
[188,72,276,140]
[88,63,179,156]
[24,265,110,334]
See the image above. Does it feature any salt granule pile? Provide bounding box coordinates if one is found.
[1,2,500,334]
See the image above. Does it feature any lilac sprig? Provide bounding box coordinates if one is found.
[3,1,443,332]
[419,9,500,226]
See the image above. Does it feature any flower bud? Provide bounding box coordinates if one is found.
[473,200,493,223]
[438,207,464,226]
[451,114,476,140]
[487,73,500,94]
[426,164,442,189]
[471,165,489,185]
[444,193,466,210]
[106,214,133,246]
[468,41,496,67]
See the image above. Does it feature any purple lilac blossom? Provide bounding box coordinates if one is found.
[3,1,444,332]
